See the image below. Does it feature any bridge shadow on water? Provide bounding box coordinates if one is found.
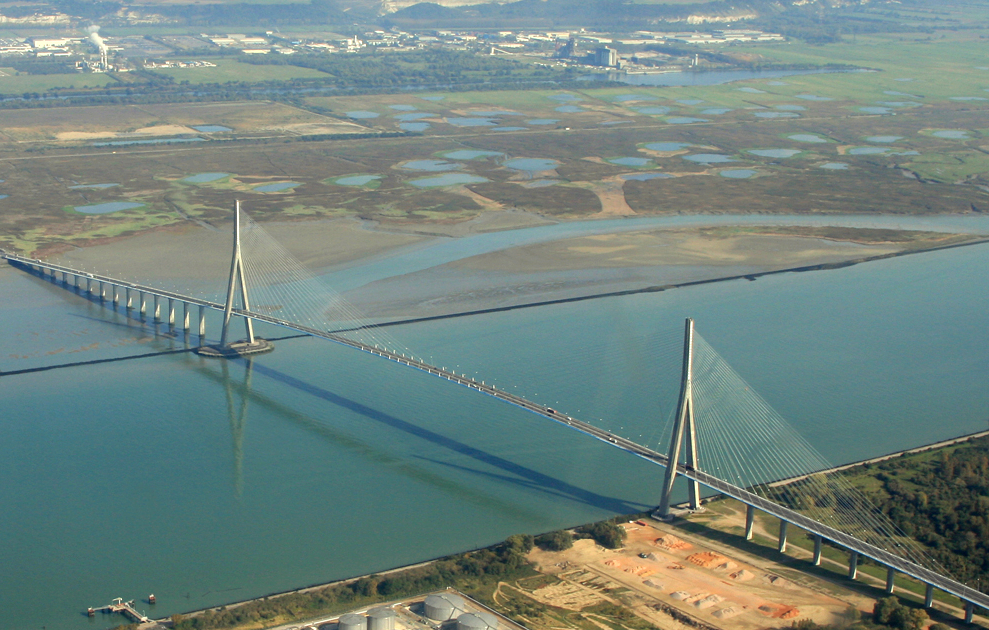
[200,354,645,517]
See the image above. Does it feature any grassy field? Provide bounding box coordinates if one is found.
[0,72,117,95]
[153,58,332,84]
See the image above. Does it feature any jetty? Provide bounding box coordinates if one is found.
[88,597,150,623]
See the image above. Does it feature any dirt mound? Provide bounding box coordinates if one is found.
[713,607,743,620]
[758,604,799,619]
[643,579,664,589]
[730,569,754,582]
[654,534,691,551]
[715,561,738,572]
[670,591,691,601]
[687,552,727,568]
[765,575,793,589]
[694,595,724,610]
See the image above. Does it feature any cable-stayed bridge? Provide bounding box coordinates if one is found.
[4,205,987,624]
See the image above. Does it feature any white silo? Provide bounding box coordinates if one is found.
[338,613,367,630]
[368,606,397,630]
[424,593,466,621]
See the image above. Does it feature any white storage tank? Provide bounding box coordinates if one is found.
[368,606,397,630]
[339,613,367,630]
[457,613,498,630]
[424,593,466,621]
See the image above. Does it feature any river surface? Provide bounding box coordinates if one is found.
[1,214,988,630]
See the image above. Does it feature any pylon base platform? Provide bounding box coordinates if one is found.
[195,338,274,358]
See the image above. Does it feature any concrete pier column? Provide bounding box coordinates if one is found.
[125,288,132,309]
[925,584,934,608]
[99,281,105,302]
[86,277,92,295]
[848,551,859,580]
[965,602,974,624]
[745,505,755,541]
[885,567,895,594]
[74,275,81,290]
[812,535,823,566]
[153,295,161,322]
[183,302,191,331]
[139,292,147,317]
[112,285,120,306]
[167,299,175,327]
[778,521,788,553]
[198,305,206,338]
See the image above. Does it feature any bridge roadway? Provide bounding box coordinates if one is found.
[6,252,987,617]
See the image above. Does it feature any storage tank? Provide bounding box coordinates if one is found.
[476,612,499,630]
[338,613,367,630]
[368,606,397,630]
[424,593,466,621]
[457,613,493,630]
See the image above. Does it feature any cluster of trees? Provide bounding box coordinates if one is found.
[533,518,628,552]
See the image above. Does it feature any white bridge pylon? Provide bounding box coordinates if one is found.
[658,317,700,516]
[220,200,255,347]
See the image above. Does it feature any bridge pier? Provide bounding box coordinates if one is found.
[112,285,120,306]
[183,302,190,331]
[848,551,859,580]
[86,277,92,295]
[125,288,132,309]
[153,295,161,323]
[99,281,105,302]
[965,602,974,624]
[745,505,755,541]
[74,274,81,291]
[885,566,895,594]
[778,520,788,553]
[198,305,206,338]
[167,299,175,327]
[925,584,934,608]
[139,292,147,317]
[812,535,823,566]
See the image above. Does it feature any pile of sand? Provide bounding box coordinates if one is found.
[670,591,691,601]
[730,570,755,582]
[645,553,660,561]
[713,607,743,620]
[643,579,664,590]
[654,535,691,551]
[714,561,738,572]
[765,575,793,589]
[757,604,799,619]
[694,595,724,610]
[687,552,727,568]
[626,565,655,577]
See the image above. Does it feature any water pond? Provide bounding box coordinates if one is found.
[879,101,922,108]
[74,201,144,214]
[473,110,523,116]
[795,94,833,101]
[601,120,632,125]
[894,77,915,82]
[788,134,827,143]
[548,94,581,102]
[636,107,672,115]
[555,105,583,113]
[492,127,527,132]
[254,182,300,192]
[820,162,849,170]
[608,157,651,167]
[390,105,418,111]
[858,107,892,115]
[748,149,801,158]
[526,119,559,125]
[676,99,704,105]
[192,125,231,133]
[420,95,444,101]
[400,123,431,132]
[92,138,205,147]
[614,94,656,102]
[622,172,674,181]
[848,147,889,155]
[442,150,502,160]
[755,112,799,118]
[932,130,971,139]
[666,117,709,124]
[866,136,902,143]
[775,105,806,111]
[737,87,765,94]
[409,173,488,188]
[700,108,732,115]
[504,158,560,171]
[951,96,988,101]
[884,91,919,97]
[644,142,691,152]
[400,160,462,172]
[346,111,379,119]
[334,175,382,186]
[446,118,496,127]
[683,154,735,164]
[184,172,230,184]
[0,194,6,199]
[721,169,757,179]
[70,183,119,189]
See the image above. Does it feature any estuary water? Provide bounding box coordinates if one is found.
[1,215,988,630]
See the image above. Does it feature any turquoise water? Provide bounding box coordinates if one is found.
[720,169,757,179]
[614,94,656,102]
[396,112,433,121]
[795,94,833,101]
[401,160,462,172]
[446,118,496,127]
[644,142,691,152]
[636,107,672,115]
[748,149,801,158]
[548,94,580,102]
[184,172,230,183]
[666,117,709,124]
[409,174,487,188]
[820,162,849,170]
[555,105,583,113]
[400,123,431,132]
[859,107,893,115]
[849,147,889,155]
[608,157,651,167]
[193,125,232,133]
[683,154,735,164]
[776,105,806,111]
[526,119,559,125]
[390,105,418,111]
[254,182,299,192]
[737,87,765,94]
[74,201,145,214]
[789,134,827,143]
[504,158,559,171]
[866,136,902,143]
[4,215,989,630]
[700,108,732,115]
[347,111,379,119]
[622,173,673,181]
[755,112,799,118]
[70,183,120,189]
[473,110,522,116]
[932,130,971,139]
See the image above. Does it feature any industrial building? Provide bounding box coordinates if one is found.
[303,590,523,630]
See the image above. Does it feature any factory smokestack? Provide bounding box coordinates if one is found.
[87,25,108,70]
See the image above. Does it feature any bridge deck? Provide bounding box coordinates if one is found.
[6,252,986,614]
